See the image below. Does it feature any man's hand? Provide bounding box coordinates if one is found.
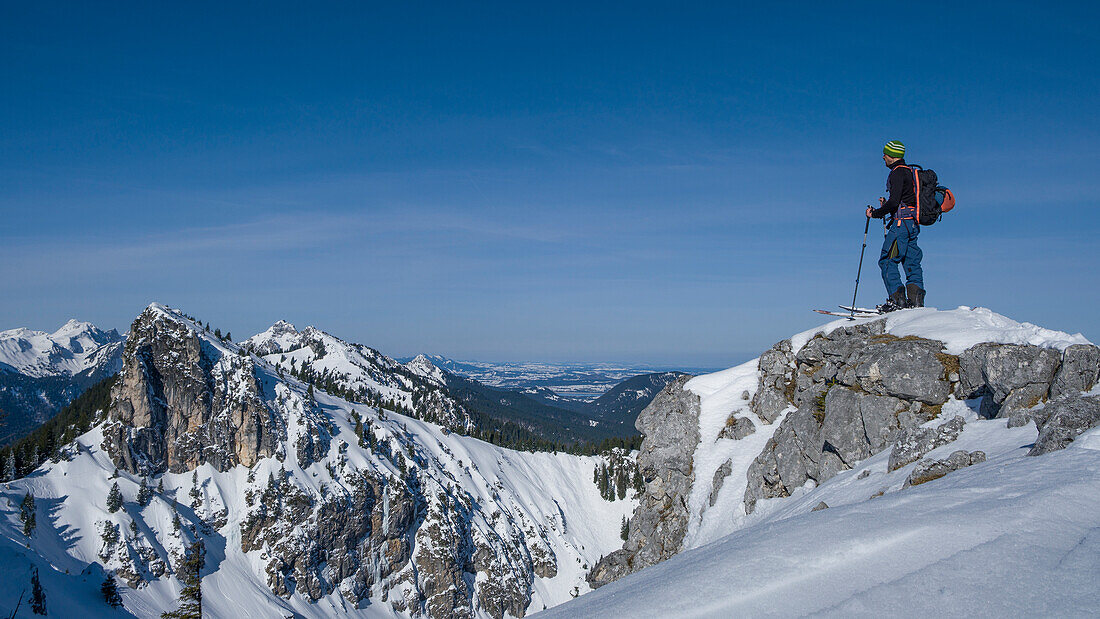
[866,206,873,218]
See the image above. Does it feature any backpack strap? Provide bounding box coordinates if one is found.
[891,164,920,226]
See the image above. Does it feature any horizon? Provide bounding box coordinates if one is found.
[3,2,1097,367]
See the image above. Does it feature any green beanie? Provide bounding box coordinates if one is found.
[883,140,906,158]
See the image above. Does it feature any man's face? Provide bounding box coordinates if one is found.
[883,153,896,167]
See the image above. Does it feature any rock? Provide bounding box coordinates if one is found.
[586,550,631,589]
[1028,395,1100,456]
[1050,344,1100,400]
[718,415,755,441]
[589,375,701,588]
[102,307,284,475]
[741,390,751,401]
[957,343,1061,417]
[850,337,952,405]
[811,501,829,512]
[857,469,871,479]
[750,339,795,424]
[888,416,965,472]
[708,459,733,507]
[821,387,909,467]
[905,449,977,487]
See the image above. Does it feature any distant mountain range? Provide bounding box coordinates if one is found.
[0,320,124,444]
[404,354,714,400]
[1,318,695,451]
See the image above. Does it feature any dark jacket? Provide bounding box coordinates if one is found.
[871,159,916,220]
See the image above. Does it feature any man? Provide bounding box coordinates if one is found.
[867,140,925,311]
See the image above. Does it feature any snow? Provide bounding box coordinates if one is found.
[0,304,636,617]
[533,307,1100,617]
[790,306,1091,355]
[539,421,1100,617]
[0,318,123,378]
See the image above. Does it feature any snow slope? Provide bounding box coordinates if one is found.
[539,423,1100,617]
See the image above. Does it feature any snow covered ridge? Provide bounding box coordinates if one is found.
[0,318,124,443]
[585,306,1100,607]
[244,318,474,432]
[1,303,637,618]
[0,318,123,378]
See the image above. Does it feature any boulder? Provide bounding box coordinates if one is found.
[718,415,756,441]
[957,343,1061,417]
[905,450,986,487]
[1028,395,1100,456]
[888,416,965,472]
[1050,344,1100,400]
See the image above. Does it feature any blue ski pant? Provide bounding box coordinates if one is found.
[879,218,923,293]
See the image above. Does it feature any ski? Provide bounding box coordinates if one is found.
[838,305,884,314]
[813,309,879,319]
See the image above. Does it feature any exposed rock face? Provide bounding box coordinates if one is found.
[1051,345,1100,400]
[957,343,1061,419]
[905,450,986,487]
[1029,395,1100,456]
[744,324,954,513]
[588,375,699,588]
[103,307,284,474]
[750,339,795,424]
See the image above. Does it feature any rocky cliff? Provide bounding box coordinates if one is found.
[61,304,633,618]
[590,308,1100,587]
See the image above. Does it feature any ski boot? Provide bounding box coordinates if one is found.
[906,284,925,308]
[876,287,908,313]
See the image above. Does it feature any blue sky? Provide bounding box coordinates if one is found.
[2,1,1097,366]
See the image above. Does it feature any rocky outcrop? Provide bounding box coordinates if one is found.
[1028,394,1100,456]
[905,450,986,487]
[958,343,1060,421]
[750,339,795,423]
[744,324,954,513]
[588,375,700,588]
[103,307,284,474]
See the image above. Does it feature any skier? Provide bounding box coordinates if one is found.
[867,140,925,311]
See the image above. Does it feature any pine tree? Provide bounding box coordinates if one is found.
[101,572,123,607]
[30,567,46,615]
[20,492,36,537]
[162,539,205,619]
[157,478,165,493]
[107,482,123,513]
[3,450,16,481]
[138,478,152,506]
[620,516,629,541]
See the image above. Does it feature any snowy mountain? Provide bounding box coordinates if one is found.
[1,304,638,618]
[0,320,124,444]
[3,304,1099,617]
[566,306,1100,615]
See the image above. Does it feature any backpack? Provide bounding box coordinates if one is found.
[908,164,955,226]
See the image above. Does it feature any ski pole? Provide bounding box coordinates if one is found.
[850,212,871,318]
